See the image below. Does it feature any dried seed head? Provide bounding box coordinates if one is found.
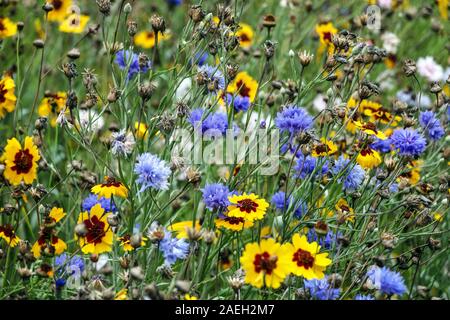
[120,256,130,269]
[156,264,174,279]
[42,3,54,12]
[185,167,201,186]
[107,87,121,103]
[18,267,33,280]
[381,232,398,249]
[175,280,191,293]
[157,112,176,133]
[35,117,48,131]
[175,101,190,118]
[130,266,144,281]
[107,214,120,227]
[138,81,156,101]
[430,82,442,94]
[202,230,216,244]
[189,5,206,23]
[262,14,276,29]
[127,20,138,37]
[150,14,166,33]
[130,233,142,249]
[298,50,313,66]
[96,0,111,16]
[62,62,78,79]
[33,39,45,49]
[75,223,88,237]
[144,283,164,300]
[66,91,78,110]
[403,59,416,77]
[263,40,277,59]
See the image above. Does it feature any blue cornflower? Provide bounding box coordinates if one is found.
[55,254,85,286]
[189,108,232,136]
[275,105,314,135]
[225,94,251,113]
[82,194,117,213]
[198,64,226,93]
[304,277,341,300]
[390,128,427,157]
[159,231,190,265]
[355,294,375,300]
[419,111,445,141]
[202,183,231,211]
[294,155,329,179]
[167,0,182,5]
[370,138,392,153]
[307,228,341,250]
[134,153,171,192]
[271,191,307,219]
[115,49,151,80]
[366,266,407,296]
[332,156,365,191]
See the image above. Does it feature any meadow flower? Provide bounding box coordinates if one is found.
[2,136,40,186]
[271,191,307,218]
[0,75,17,119]
[215,215,254,232]
[315,22,337,48]
[417,56,444,82]
[159,231,190,265]
[304,277,341,300]
[168,220,201,239]
[198,64,225,93]
[275,105,314,135]
[294,155,329,179]
[115,49,151,80]
[38,91,67,126]
[134,30,170,49]
[82,194,117,213]
[0,224,21,247]
[91,176,128,199]
[110,129,135,157]
[240,238,292,289]
[47,0,73,22]
[357,148,382,169]
[334,198,355,222]
[366,265,407,296]
[307,229,341,250]
[390,128,427,157]
[32,222,67,259]
[227,193,269,222]
[311,138,338,157]
[225,71,258,112]
[353,121,387,140]
[285,234,332,280]
[0,17,17,39]
[55,253,85,282]
[381,32,400,54]
[235,23,254,48]
[76,204,113,254]
[59,14,90,33]
[419,111,445,141]
[189,108,231,136]
[118,234,148,251]
[202,183,231,210]
[135,121,149,139]
[355,294,375,300]
[370,138,392,153]
[78,109,104,132]
[134,153,171,192]
[332,156,366,191]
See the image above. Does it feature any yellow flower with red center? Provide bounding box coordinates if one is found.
[285,234,332,280]
[227,193,269,222]
[2,136,40,186]
[59,14,90,34]
[311,138,338,157]
[0,74,17,119]
[398,161,421,185]
[357,147,382,169]
[315,22,337,54]
[240,238,292,289]
[47,0,73,22]
[353,121,387,140]
[215,215,254,232]
[76,203,113,254]
[134,30,171,49]
[168,220,201,239]
[118,234,148,251]
[38,91,67,126]
[91,176,128,199]
[226,71,258,103]
[347,97,382,115]
[334,198,355,223]
[385,53,397,69]
[0,17,17,39]
[235,23,254,48]
[135,121,149,139]
[32,227,67,258]
[0,224,21,247]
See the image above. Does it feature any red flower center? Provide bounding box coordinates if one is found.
[315,143,330,154]
[224,216,245,225]
[12,149,34,174]
[84,216,106,244]
[101,177,122,188]
[323,32,332,42]
[360,148,373,157]
[237,198,258,213]
[0,83,7,103]
[236,80,251,97]
[0,21,5,32]
[253,251,277,275]
[293,248,314,269]
[0,224,16,239]
[362,122,378,133]
[52,0,63,10]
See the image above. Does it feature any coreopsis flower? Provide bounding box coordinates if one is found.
[76,203,113,254]
[118,234,148,251]
[134,153,171,192]
[416,56,444,82]
[235,23,254,48]
[227,193,269,222]
[357,147,382,169]
[0,224,21,247]
[91,176,128,199]
[2,136,40,186]
[390,128,427,157]
[38,91,67,126]
[311,138,338,157]
[201,183,231,211]
[0,17,17,39]
[353,121,387,140]
[304,277,341,300]
[215,214,254,232]
[331,156,366,191]
[31,208,67,258]
[224,72,258,112]
[285,234,332,280]
[366,265,407,296]
[0,75,17,119]
[168,220,201,239]
[134,30,171,49]
[59,14,90,33]
[334,198,355,222]
[135,121,149,139]
[275,105,314,135]
[240,238,292,289]
[315,22,337,53]
[47,0,73,22]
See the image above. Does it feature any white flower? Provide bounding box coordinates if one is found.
[417,56,444,82]
[380,32,400,54]
[312,94,327,112]
[175,78,192,100]
[111,129,135,157]
[78,109,104,132]
[377,0,392,9]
